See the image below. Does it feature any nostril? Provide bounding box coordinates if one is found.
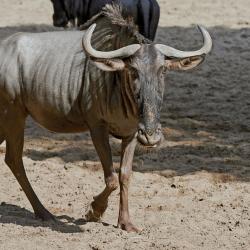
[138,123,145,134]
[138,129,144,135]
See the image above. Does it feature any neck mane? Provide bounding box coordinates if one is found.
[81,4,150,118]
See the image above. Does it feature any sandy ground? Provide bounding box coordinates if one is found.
[0,0,250,249]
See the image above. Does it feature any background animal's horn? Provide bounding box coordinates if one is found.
[155,25,212,58]
[82,24,141,59]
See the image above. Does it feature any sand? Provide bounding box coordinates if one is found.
[0,0,249,249]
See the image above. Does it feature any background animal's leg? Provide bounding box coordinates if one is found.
[86,125,118,222]
[138,0,150,38]
[69,18,76,28]
[117,136,139,232]
[0,133,4,144]
[148,0,160,40]
[3,111,54,221]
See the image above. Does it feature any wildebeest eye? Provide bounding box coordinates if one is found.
[158,66,167,76]
[130,68,139,79]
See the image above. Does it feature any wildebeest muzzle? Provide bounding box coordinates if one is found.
[137,123,162,147]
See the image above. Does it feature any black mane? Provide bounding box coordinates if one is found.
[80,3,150,44]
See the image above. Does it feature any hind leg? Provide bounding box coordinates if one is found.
[1,103,54,221]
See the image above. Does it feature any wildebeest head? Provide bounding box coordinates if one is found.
[82,24,212,147]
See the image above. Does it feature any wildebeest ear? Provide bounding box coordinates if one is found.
[165,56,204,71]
[91,59,125,72]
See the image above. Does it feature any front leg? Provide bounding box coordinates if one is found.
[118,135,140,232]
[85,124,118,222]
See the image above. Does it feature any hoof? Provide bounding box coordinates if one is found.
[85,207,101,222]
[118,222,141,233]
[85,199,108,222]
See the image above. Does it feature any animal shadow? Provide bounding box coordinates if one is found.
[0,202,86,233]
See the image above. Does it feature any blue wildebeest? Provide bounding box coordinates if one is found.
[50,0,160,40]
[0,5,212,232]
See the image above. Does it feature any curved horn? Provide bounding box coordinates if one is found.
[155,25,212,58]
[82,24,141,59]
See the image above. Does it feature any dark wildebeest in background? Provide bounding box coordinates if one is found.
[0,5,212,232]
[50,0,160,40]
